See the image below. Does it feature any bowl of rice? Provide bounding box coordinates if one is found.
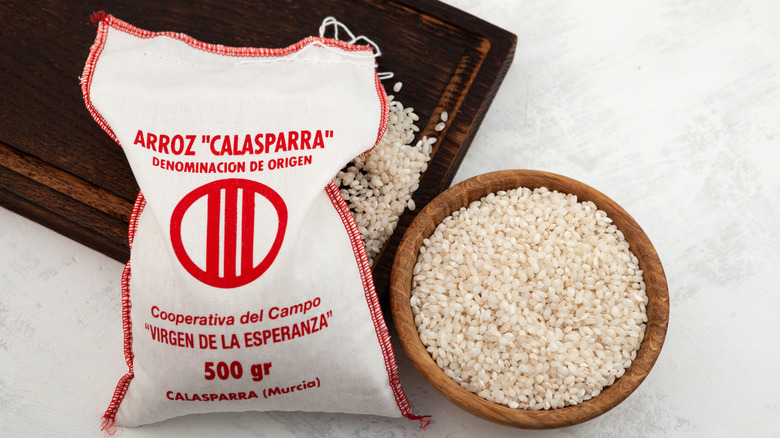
[390,169,669,429]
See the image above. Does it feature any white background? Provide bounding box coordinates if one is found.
[2,0,779,436]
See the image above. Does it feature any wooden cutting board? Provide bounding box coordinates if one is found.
[0,0,515,300]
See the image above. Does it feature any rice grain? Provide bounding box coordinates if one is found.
[336,91,434,264]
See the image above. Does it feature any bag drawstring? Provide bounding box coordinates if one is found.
[318,16,394,80]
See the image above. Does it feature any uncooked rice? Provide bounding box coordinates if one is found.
[336,86,436,264]
[410,187,648,410]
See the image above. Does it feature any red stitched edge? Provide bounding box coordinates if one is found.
[324,182,431,428]
[80,14,118,144]
[102,191,145,429]
[359,73,389,157]
[105,13,374,56]
[90,12,375,58]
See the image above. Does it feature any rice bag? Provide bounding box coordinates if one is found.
[81,12,426,428]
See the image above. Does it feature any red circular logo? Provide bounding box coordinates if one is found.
[170,178,287,288]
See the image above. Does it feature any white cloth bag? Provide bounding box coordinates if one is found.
[82,13,424,427]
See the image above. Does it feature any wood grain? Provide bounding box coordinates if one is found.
[390,169,670,429]
[0,0,515,300]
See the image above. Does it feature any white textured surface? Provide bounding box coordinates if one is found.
[2,0,780,436]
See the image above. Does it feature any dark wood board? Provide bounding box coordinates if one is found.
[0,0,515,301]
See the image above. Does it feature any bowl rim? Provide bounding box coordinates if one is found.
[390,169,669,429]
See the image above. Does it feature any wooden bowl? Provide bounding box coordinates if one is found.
[390,169,669,429]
